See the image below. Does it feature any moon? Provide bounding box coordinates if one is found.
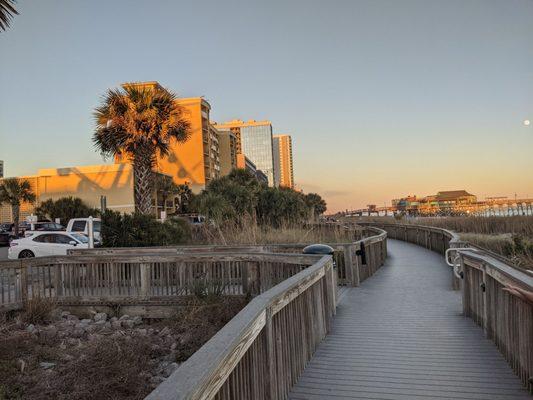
[524,119,531,126]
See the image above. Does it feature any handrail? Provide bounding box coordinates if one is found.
[146,255,335,400]
[142,227,387,400]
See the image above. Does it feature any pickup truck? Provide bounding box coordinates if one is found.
[66,218,101,241]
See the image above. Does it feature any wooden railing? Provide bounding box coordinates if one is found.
[68,226,387,288]
[145,254,336,400]
[141,227,387,400]
[0,253,320,312]
[363,222,533,394]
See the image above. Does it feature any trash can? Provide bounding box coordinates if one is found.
[302,244,335,256]
[303,244,336,268]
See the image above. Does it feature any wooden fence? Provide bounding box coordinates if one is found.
[68,226,387,288]
[0,253,321,312]
[363,222,533,394]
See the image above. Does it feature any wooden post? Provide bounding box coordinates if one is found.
[20,262,28,303]
[54,264,62,298]
[242,263,249,295]
[264,308,278,400]
[461,258,470,317]
[344,244,358,287]
[325,259,336,318]
[482,266,489,338]
[140,263,151,299]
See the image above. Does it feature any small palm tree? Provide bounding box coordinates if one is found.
[93,84,190,214]
[0,0,18,31]
[0,178,36,236]
[175,184,192,214]
[155,175,179,216]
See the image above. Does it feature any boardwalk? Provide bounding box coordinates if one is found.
[289,239,532,400]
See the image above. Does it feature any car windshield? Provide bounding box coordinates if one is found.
[93,221,101,232]
[70,233,89,243]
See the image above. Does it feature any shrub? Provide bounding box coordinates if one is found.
[22,297,56,324]
[101,211,190,247]
[35,197,99,225]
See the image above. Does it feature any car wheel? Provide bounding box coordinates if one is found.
[18,250,35,258]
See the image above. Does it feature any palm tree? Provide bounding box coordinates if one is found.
[0,0,18,31]
[93,84,190,214]
[155,175,179,216]
[0,178,36,236]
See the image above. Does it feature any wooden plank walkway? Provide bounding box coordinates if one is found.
[289,239,532,400]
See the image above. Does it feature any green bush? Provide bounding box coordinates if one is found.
[101,211,190,247]
[35,197,99,225]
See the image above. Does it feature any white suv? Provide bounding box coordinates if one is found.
[8,231,89,259]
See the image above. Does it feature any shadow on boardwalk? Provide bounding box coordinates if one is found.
[289,239,532,400]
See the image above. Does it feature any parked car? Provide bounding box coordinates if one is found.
[22,222,64,237]
[66,218,101,241]
[8,231,89,259]
[0,231,10,246]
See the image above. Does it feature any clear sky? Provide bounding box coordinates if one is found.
[1,0,532,212]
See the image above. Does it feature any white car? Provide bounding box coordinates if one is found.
[66,218,101,241]
[8,231,89,259]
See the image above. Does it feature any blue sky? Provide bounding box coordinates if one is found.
[1,0,532,211]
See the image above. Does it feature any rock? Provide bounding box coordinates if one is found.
[93,312,107,322]
[66,314,79,322]
[80,319,92,325]
[110,317,118,323]
[42,326,58,340]
[39,362,56,369]
[149,376,166,386]
[118,314,130,321]
[136,328,147,336]
[94,320,107,327]
[170,343,177,350]
[67,338,81,346]
[132,316,142,326]
[122,319,135,329]
[26,324,36,333]
[60,311,70,318]
[71,328,85,338]
[163,362,179,377]
[111,320,122,329]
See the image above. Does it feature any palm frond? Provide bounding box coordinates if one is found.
[0,0,18,31]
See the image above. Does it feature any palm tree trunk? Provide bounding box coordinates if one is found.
[12,203,20,236]
[133,152,154,215]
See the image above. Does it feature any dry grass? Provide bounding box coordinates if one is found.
[192,219,362,245]
[459,233,533,269]
[0,297,247,400]
[20,297,57,325]
[347,215,533,269]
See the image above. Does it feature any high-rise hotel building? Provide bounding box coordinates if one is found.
[214,119,275,186]
[273,135,294,189]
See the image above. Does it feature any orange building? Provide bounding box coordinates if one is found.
[0,164,136,222]
[217,129,238,176]
[120,82,220,193]
[273,134,294,188]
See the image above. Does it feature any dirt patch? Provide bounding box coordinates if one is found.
[0,297,247,400]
